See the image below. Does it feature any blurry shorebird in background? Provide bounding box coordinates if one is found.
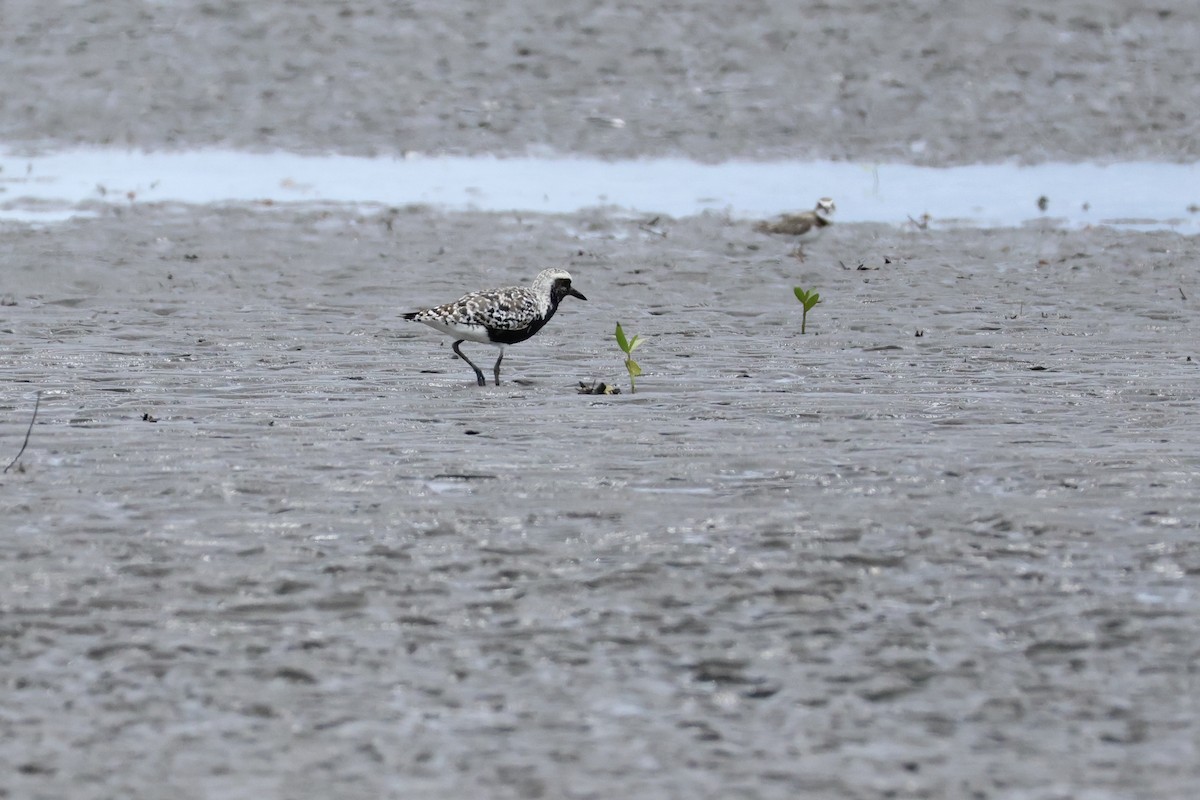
[754,197,836,260]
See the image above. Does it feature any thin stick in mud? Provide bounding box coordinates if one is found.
[5,391,41,474]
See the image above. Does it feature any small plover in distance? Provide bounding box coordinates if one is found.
[754,197,836,259]
[403,268,587,386]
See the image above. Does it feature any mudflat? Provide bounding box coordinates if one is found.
[2,2,1199,799]
[2,0,1199,163]
[4,207,1198,798]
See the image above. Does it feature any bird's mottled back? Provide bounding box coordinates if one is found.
[417,286,540,331]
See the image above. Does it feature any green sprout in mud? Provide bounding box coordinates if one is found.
[793,286,821,334]
[615,323,645,394]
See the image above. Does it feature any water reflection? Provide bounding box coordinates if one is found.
[1,148,1196,231]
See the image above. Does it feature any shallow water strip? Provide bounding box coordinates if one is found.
[1,148,1196,231]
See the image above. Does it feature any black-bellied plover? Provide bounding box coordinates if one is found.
[754,197,836,259]
[403,268,587,386]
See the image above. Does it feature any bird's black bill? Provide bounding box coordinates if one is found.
[569,288,587,301]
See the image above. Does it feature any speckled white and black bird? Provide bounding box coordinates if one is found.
[754,197,836,259]
[403,268,587,386]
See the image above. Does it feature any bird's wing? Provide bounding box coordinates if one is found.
[435,287,535,330]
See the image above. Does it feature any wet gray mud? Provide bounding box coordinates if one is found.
[4,0,1200,798]
[2,207,1198,798]
[3,1,1200,164]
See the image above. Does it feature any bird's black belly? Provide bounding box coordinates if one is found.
[487,326,538,345]
[485,310,554,345]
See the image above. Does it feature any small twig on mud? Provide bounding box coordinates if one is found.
[1180,286,1188,301]
[638,216,667,238]
[5,391,41,474]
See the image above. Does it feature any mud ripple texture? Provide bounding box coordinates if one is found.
[2,0,1199,164]
[4,0,1200,797]
[2,207,1198,798]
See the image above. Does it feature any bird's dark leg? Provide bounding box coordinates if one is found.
[492,349,504,386]
[452,340,486,386]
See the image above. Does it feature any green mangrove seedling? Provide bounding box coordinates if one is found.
[793,286,821,334]
[615,323,645,393]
